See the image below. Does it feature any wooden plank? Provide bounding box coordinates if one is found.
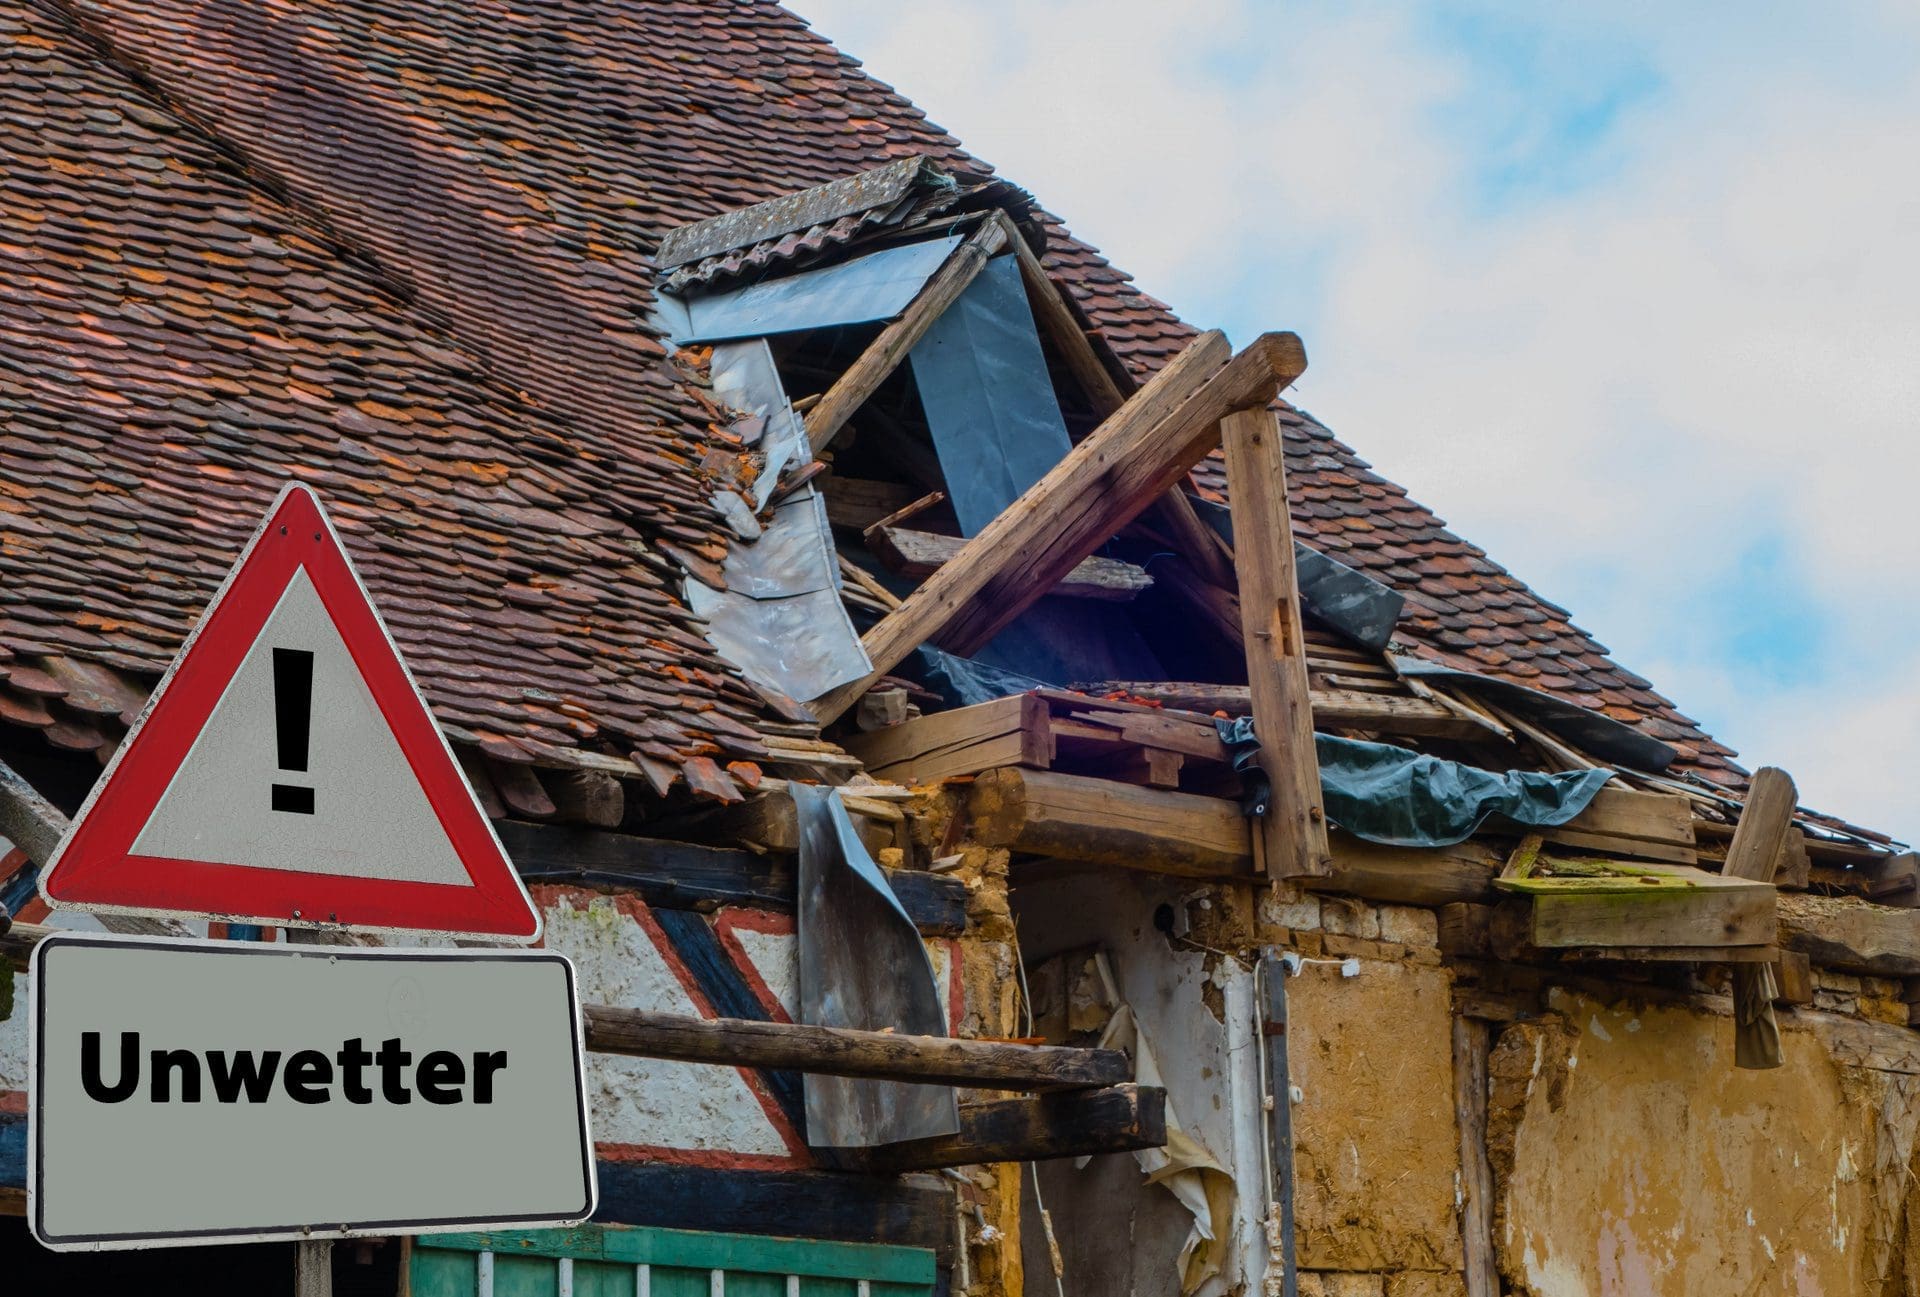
[1060,709,1227,762]
[813,330,1307,722]
[824,476,925,531]
[582,1003,1129,1092]
[967,766,1252,877]
[1544,787,1697,865]
[804,218,1009,456]
[490,819,969,936]
[1453,1017,1498,1297]
[1721,767,1796,1068]
[842,693,1048,784]
[1222,405,1329,878]
[1078,681,1497,741]
[1308,834,1501,907]
[1773,950,1815,1005]
[1777,892,1920,976]
[841,1084,1166,1173]
[869,526,1154,602]
[1528,883,1774,949]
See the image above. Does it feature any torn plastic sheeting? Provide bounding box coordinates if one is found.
[907,254,1075,536]
[791,783,960,1149]
[1390,653,1677,772]
[1319,730,1612,847]
[677,234,963,344]
[1188,493,1403,651]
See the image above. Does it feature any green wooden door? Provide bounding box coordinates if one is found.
[410,1226,936,1297]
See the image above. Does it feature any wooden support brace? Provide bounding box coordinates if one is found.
[582,1002,1130,1092]
[841,1084,1166,1173]
[1722,767,1797,1069]
[3,921,1126,1092]
[804,218,1010,456]
[811,330,1306,724]
[968,766,1253,878]
[1453,1016,1498,1297]
[1221,406,1330,878]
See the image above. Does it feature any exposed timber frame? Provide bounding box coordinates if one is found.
[812,329,1307,723]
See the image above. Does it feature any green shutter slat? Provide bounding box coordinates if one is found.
[414,1225,933,1294]
[411,1248,480,1297]
[493,1254,561,1297]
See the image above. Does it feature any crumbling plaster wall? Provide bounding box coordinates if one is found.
[1487,991,1920,1297]
[1262,885,1467,1296]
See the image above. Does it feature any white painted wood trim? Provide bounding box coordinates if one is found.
[476,1251,495,1297]
[557,1256,575,1297]
[710,1269,726,1296]
[635,1262,651,1297]
[786,1277,801,1297]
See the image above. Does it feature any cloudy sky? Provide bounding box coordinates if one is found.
[796,0,1920,843]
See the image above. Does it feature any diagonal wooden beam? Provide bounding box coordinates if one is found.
[803,216,1010,457]
[1222,406,1332,877]
[994,210,1237,588]
[812,330,1305,724]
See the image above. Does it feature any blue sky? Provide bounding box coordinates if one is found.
[797,0,1920,843]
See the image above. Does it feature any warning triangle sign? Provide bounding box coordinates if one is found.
[39,484,541,941]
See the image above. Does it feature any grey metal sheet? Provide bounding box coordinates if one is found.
[683,581,867,704]
[680,235,962,344]
[792,784,959,1149]
[1189,493,1404,651]
[657,155,936,270]
[907,255,1075,537]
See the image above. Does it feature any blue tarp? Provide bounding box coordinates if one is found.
[907,255,1075,537]
[1216,718,1614,848]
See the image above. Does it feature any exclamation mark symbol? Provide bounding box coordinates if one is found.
[271,648,315,814]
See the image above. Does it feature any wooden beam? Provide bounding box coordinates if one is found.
[491,818,970,936]
[1545,787,1699,866]
[804,218,1010,456]
[1453,1017,1498,1297]
[1258,957,1301,1297]
[967,766,1252,877]
[1221,405,1330,878]
[3,921,1122,1094]
[843,693,1051,786]
[842,1084,1166,1173]
[583,1003,1129,1092]
[812,330,1306,723]
[0,754,187,938]
[1309,834,1501,907]
[992,211,1237,591]
[1084,680,1499,742]
[1519,872,1775,949]
[1721,767,1796,1069]
[1777,892,1920,976]
[868,526,1153,602]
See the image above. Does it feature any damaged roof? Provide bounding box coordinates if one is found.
[0,0,1734,793]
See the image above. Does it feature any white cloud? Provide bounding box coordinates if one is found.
[796,0,1920,840]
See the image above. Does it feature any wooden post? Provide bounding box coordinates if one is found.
[1221,407,1330,878]
[1724,767,1798,1069]
[803,218,1009,456]
[296,1240,333,1297]
[812,330,1306,723]
[1257,957,1298,1297]
[1453,1016,1498,1297]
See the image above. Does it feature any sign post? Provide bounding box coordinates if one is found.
[25,484,597,1266]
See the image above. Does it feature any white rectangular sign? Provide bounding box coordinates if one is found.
[29,933,596,1250]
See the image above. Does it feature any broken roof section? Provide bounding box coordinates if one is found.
[0,0,1741,810]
